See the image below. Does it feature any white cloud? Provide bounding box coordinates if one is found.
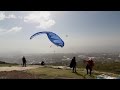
[0,12,17,21]
[0,28,6,33]
[24,11,55,29]
[6,14,17,19]
[0,27,22,34]
[7,27,22,33]
[0,12,5,20]
[18,16,23,19]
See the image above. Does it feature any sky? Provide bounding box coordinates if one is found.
[0,11,120,54]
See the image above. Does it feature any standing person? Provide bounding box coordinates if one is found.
[85,59,94,75]
[70,57,77,73]
[22,56,26,67]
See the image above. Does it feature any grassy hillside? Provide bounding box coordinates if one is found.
[49,60,120,74]
[0,65,119,79]
[25,66,120,79]
[76,61,120,74]
[0,60,119,79]
[25,67,96,79]
[0,61,18,67]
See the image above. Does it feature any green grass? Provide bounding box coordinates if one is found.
[68,61,120,74]
[26,67,97,79]
[0,60,120,79]
[27,60,120,79]
[93,62,120,74]
[0,63,18,67]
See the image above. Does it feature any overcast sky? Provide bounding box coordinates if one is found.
[0,11,120,54]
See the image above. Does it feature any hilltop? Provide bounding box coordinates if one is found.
[0,64,119,79]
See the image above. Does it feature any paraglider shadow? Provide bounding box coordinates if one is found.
[74,72,86,79]
[83,74,95,79]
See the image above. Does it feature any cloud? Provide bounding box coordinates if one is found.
[0,12,17,21]
[24,11,55,29]
[0,27,22,34]
[18,16,23,19]
[6,14,17,19]
[0,28,6,33]
[7,27,22,33]
[0,12,5,20]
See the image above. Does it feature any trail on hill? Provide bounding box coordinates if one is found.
[0,65,41,72]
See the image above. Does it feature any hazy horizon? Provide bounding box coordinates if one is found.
[0,11,120,54]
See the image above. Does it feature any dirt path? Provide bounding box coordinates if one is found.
[0,65,68,72]
[0,65,72,79]
[0,65,41,72]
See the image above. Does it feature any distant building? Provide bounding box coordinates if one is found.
[78,55,87,59]
[88,57,96,60]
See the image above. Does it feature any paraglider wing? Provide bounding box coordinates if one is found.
[30,31,64,47]
[46,32,64,47]
[30,32,46,40]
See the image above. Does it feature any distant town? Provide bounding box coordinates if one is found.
[0,52,120,64]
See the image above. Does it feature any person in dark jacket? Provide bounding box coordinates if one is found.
[41,61,45,65]
[22,56,27,67]
[70,57,77,73]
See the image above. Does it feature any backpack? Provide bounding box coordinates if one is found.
[69,60,73,68]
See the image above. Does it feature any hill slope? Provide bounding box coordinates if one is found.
[0,65,119,79]
[25,65,120,79]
